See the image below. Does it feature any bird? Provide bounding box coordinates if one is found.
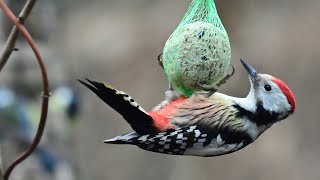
[79,59,296,157]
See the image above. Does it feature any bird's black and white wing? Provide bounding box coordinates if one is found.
[105,123,253,156]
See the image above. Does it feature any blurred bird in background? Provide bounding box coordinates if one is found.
[0,85,79,180]
[0,1,80,179]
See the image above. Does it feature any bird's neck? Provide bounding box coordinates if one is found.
[222,87,257,113]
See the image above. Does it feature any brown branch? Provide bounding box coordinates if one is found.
[0,144,3,177]
[0,0,50,180]
[0,0,37,72]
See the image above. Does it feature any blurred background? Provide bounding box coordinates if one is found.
[0,0,319,179]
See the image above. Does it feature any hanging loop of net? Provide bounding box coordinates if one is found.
[177,0,226,31]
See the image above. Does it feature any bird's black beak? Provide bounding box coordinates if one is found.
[240,59,258,79]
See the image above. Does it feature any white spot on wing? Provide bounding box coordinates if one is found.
[155,132,166,138]
[170,131,178,136]
[187,126,196,132]
[117,91,148,113]
[194,130,201,137]
[177,133,183,140]
[138,135,149,141]
[201,134,207,138]
[160,136,167,140]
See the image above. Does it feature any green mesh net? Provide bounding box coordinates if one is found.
[162,0,231,97]
[177,0,226,30]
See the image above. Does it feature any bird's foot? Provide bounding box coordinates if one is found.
[197,65,235,98]
[158,53,163,68]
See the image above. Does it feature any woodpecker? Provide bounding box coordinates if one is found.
[79,59,296,156]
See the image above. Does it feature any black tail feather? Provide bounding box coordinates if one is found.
[79,79,158,134]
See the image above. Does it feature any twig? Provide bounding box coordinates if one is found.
[0,0,37,72]
[0,0,50,180]
[0,144,3,177]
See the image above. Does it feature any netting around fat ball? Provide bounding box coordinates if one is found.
[162,0,231,97]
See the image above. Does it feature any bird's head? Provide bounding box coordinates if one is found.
[240,59,296,121]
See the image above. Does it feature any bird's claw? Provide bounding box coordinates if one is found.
[216,64,235,87]
[196,83,217,98]
[197,64,235,98]
[158,53,163,68]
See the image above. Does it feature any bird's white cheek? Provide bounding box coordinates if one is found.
[261,93,291,113]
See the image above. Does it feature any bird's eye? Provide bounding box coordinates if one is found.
[264,84,272,92]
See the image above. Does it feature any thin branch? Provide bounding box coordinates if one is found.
[0,0,50,180]
[0,144,3,177]
[0,0,37,72]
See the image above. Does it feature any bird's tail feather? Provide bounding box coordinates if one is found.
[104,132,139,144]
[79,79,158,134]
